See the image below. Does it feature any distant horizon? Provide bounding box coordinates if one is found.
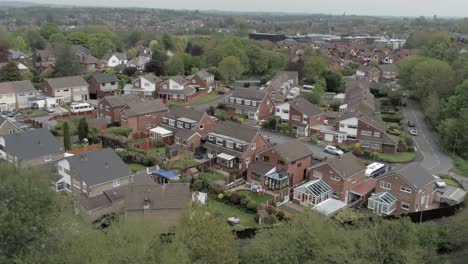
[1,0,467,18]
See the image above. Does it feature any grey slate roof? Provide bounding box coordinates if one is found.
[166,106,205,122]
[249,160,276,175]
[125,182,191,210]
[290,97,324,117]
[91,73,119,84]
[122,99,168,117]
[384,163,435,191]
[212,121,260,143]
[195,69,214,80]
[2,128,63,160]
[231,88,267,101]
[102,94,141,108]
[140,73,161,83]
[66,148,132,187]
[45,76,88,89]
[317,152,365,180]
[271,140,314,163]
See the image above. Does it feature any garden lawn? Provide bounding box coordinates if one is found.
[188,94,220,106]
[207,196,257,228]
[145,147,166,157]
[167,158,199,170]
[128,163,147,172]
[452,156,468,177]
[200,172,226,183]
[440,177,462,188]
[236,190,273,204]
[19,108,47,117]
[377,152,416,163]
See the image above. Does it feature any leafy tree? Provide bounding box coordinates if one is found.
[246,44,269,75]
[190,44,204,57]
[162,33,174,50]
[410,58,455,99]
[166,206,239,264]
[166,53,185,76]
[123,66,137,77]
[144,59,165,76]
[218,56,243,81]
[324,70,344,93]
[23,30,47,50]
[0,44,10,63]
[184,41,193,54]
[63,121,71,150]
[303,55,326,85]
[67,31,89,46]
[399,56,426,89]
[77,118,89,142]
[0,61,21,81]
[124,31,142,47]
[53,43,81,77]
[39,24,60,40]
[13,36,30,54]
[126,48,138,58]
[0,164,61,263]
[49,32,67,45]
[151,45,168,62]
[149,40,159,51]
[87,34,116,58]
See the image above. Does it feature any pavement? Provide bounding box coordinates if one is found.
[192,93,232,111]
[401,99,454,175]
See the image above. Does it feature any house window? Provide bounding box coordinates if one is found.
[401,202,410,210]
[177,121,183,128]
[292,115,301,121]
[276,108,280,113]
[216,138,223,145]
[236,98,242,104]
[244,100,251,106]
[313,170,322,178]
[246,157,251,164]
[208,135,214,141]
[380,181,391,190]
[361,130,372,136]
[185,123,190,129]
[163,117,168,123]
[400,187,412,193]
[199,124,204,130]
[331,175,340,181]
[348,125,357,129]
[146,113,151,117]
[251,143,256,150]
[169,120,175,126]
[152,113,157,118]
[44,155,53,162]
[229,97,235,103]
[251,172,262,181]
[332,190,339,198]
[282,109,289,114]
[113,179,121,187]
[99,104,103,109]
[266,100,270,105]
[175,137,181,144]
[146,124,151,129]
[226,141,234,149]
[372,143,380,149]
[105,105,110,111]
[252,101,257,107]
[374,132,381,138]
[262,156,270,162]
[122,116,127,122]
[72,179,81,189]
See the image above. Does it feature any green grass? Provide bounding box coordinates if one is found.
[338,144,355,152]
[236,190,273,204]
[376,152,417,163]
[19,108,48,117]
[200,172,226,183]
[145,147,166,158]
[168,101,185,108]
[440,176,462,188]
[128,163,147,172]
[452,156,468,177]
[207,196,257,228]
[167,158,199,170]
[188,94,220,106]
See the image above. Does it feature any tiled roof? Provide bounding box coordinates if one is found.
[166,106,205,122]
[289,97,324,117]
[122,99,168,117]
[102,94,141,108]
[381,163,435,191]
[231,87,267,101]
[212,121,260,143]
[1,128,64,160]
[45,76,87,89]
[91,73,119,84]
[316,152,365,180]
[271,140,313,163]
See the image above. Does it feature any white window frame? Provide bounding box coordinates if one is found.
[216,138,223,146]
[313,170,322,178]
[113,179,121,187]
[374,131,381,138]
[177,121,184,128]
[401,202,410,211]
[169,119,175,126]
[226,141,234,149]
[208,135,214,141]
[361,130,372,137]
[251,143,256,150]
[236,98,242,104]
[331,175,340,181]
[380,181,391,190]
[175,137,181,144]
[400,187,412,193]
[292,115,301,121]
[199,124,204,130]
[252,101,257,107]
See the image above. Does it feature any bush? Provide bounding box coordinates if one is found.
[400,133,413,147]
[264,215,278,225]
[382,115,403,123]
[217,193,224,200]
[407,146,415,152]
[388,129,402,136]
[276,210,286,221]
[388,122,401,130]
[229,192,241,205]
[192,179,204,191]
[154,140,165,148]
[310,134,319,144]
[246,201,258,213]
[105,127,132,138]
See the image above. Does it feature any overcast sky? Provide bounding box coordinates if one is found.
[6,0,468,17]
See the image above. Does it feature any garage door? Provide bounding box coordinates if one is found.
[324,134,334,142]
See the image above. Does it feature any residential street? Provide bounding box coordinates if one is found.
[401,99,454,174]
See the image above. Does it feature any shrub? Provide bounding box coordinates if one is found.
[240,194,251,206]
[217,193,224,200]
[276,210,286,221]
[229,192,241,205]
[246,201,258,213]
[192,179,204,191]
[407,146,415,152]
[388,122,401,130]
[381,115,403,123]
[105,127,132,138]
[264,215,278,225]
[310,134,319,144]
[353,142,362,156]
[400,133,413,147]
[388,129,402,136]
[154,140,165,148]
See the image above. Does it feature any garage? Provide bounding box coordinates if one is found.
[324,133,334,142]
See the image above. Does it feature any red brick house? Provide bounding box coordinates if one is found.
[187,70,215,93]
[97,94,141,124]
[87,73,119,99]
[377,64,400,81]
[204,122,270,172]
[157,76,201,103]
[225,88,275,121]
[151,106,217,151]
[123,73,161,98]
[355,65,381,82]
[275,97,325,137]
[309,152,374,204]
[41,76,89,103]
[369,163,437,215]
[120,99,169,135]
[247,140,314,201]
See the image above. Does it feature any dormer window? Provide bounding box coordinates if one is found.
[143,198,151,209]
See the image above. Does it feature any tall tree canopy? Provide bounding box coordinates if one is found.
[53,43,81,77]
[218,56,243,81]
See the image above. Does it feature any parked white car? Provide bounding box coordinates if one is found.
[433,175,447,188]
[324,145,344,156]
[409,128,418,136]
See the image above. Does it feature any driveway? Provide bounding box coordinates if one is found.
[401,99,453,174]
[192,93,232,111]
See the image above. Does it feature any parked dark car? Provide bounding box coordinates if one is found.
[407,120,416,127]
[193,152,204,160]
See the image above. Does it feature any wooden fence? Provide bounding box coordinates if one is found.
[67,143,103,155]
